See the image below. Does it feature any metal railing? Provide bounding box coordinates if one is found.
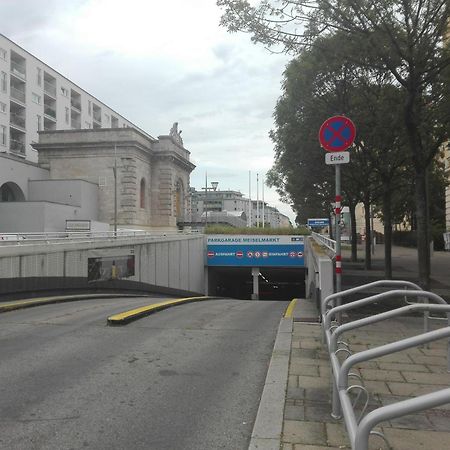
[44,81,57,97]
[311,231,336,253]
[10,113,26,129]
[9,138,25,155]
[0,230,193,247]
[10,86,26,103]
[10,61,26,79]
[44,105,56,119]
[321,281,450,449]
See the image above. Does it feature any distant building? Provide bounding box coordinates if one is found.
[190,188,291,228]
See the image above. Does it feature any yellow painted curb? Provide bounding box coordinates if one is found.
[107,296,215,325]
[284,298,298,318]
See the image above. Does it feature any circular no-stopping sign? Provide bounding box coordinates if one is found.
[319,115,356,152]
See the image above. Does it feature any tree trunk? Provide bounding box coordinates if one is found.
[415,168,430,289]
[363,196,371,270]
[382,184,392,279]
[349,200,358,262]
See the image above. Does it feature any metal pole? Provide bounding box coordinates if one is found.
[248,170,252,227]
[262,173,265,229]
[114,144,117,238]
[256,173,259,228]
[335,165,342,319]
[205,171,208,228]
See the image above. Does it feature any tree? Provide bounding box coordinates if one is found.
[218,0,450,287]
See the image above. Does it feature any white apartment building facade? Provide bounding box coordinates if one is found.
[0,33,143,162]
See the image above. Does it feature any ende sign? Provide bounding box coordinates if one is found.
[325,151,350,165]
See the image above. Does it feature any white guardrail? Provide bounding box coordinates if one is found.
[321,281,450,450]
[311,231,336,253]
[0,230,191,246]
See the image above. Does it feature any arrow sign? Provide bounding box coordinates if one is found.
[319,116,356,152]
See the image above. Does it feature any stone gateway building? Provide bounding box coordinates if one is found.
[33,127,195,231]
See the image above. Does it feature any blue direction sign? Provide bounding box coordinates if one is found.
[206,235,304,267]
[307,218,330,228]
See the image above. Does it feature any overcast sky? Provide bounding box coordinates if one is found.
[3,0,295,223]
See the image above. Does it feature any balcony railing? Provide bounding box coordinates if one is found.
[44,105,56,119]
[10,61,26,80]
[10,138,25,155]
[71,101,81,112]
[10,86,26,103]
[71,118,81,129]
[93,115,102,124]
[44,81,57,97]
[10,113,26,129]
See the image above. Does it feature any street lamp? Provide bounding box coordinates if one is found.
[202,177,218,228]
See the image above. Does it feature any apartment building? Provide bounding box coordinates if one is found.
[0,33,142,162]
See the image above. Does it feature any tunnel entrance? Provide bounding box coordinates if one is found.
[208,266,306,301]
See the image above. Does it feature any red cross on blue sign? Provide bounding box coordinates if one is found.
[319,115,356,152]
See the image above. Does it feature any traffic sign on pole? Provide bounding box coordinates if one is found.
[325,151,350,165]
[319,116,356,152]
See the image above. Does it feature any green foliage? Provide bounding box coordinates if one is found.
[205,225,310,235]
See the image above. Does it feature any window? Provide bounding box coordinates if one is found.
[65,107,69,124]
[37,115,42,131]
[0,48,6,60]
[88,100,92,116]
[1,71,6,93]
[140,178,146,209]
[32,93,41,104]
[0,125,6,146]
[37,67,42,86]
[0,102,6,113]
[61,86,68,97]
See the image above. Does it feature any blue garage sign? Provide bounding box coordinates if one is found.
[307,218,330,228]
[206,235,304,267]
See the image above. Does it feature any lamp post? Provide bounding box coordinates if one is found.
[202,176,218,229]
[113,144,117,237]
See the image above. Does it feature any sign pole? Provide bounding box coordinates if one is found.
[335,165,342,321]
[318,115,356,324]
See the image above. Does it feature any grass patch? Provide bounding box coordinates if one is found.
[205,225,310,235]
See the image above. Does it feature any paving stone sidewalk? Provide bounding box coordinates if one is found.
[282,307,450,450]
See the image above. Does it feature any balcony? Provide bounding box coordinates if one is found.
[10,61,26,80]
[10,113,26,130]
[44,117,56,131]
[71,118,81,129]
[44,81,56,98]
[44,105,56,119]
[10,138,25,155]
[10,86,26,104]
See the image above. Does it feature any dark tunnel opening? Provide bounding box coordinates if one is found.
[208,267,306,300]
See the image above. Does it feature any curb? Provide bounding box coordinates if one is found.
[107,296,218,325]
[248,316,292,450]
[0,293,141,313]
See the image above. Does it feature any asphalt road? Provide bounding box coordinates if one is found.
[0,296,287,450]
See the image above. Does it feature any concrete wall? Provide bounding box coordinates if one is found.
[304,237,334,311]
[0,201,83,232]
[28,179,98,219]
[0,154,49,200]
[0,234,205,296]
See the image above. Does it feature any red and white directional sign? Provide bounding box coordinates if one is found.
[236,251,243,258]
[319,116,356,152]
[207,251,215,258]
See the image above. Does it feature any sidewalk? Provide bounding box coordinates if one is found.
[280,245,450,450]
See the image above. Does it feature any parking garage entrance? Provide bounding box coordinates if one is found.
[206,235,306,301]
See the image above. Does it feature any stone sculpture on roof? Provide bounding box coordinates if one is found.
[169,122,183,146]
